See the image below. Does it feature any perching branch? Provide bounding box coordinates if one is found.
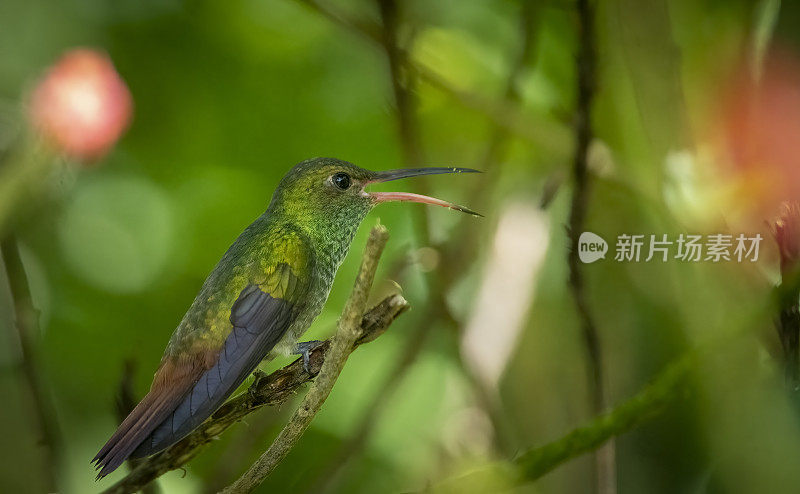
[1,234,62,492]
[220,225,391,494]
[100,288,406,494]
[566,0,615,493]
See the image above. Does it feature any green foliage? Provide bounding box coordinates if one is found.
[2,0,800,493]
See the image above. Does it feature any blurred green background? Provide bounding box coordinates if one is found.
[3,0,800,493]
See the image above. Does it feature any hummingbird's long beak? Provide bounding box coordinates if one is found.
[367,167,482,216]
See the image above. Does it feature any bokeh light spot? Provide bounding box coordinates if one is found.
[57,175,173,293]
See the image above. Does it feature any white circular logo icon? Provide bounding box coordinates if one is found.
[578,232,608,263]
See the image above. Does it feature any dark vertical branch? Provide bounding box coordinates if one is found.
[378,0,422,166]
[567,0,615,493]
[1,235,62,492]
[376,0,432,247]
[569,0,600,410]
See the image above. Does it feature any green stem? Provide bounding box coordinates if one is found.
[514,352,693,480]
[0,139,54,236]
[436,351,696,491]
[1,235,62,491]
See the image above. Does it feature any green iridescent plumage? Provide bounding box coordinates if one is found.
[168,159,374,360]
[93,157,478,478]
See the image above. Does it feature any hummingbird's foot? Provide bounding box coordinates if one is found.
[293,340,325,375]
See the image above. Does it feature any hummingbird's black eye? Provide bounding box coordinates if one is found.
[332,172,351,190]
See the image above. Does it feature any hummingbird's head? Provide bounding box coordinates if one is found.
[269,157,480,233]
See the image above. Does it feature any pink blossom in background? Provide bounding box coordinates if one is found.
[714,49,800,220]
[30,48,132,162]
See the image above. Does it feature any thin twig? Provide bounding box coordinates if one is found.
[566,0,615,493]
[429,0,542,455]
[438,0,540,294]
[376,0,516,455]
[1,234,62,492]
[220,225,391,494]
[290,0,572,156]
[99,291,407,494]
[307,7,542,492]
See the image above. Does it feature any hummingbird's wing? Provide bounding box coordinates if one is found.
[132,281,299,457]
[93,233,312,478]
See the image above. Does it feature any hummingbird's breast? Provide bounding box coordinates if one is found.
[165,209,365,360]
[269,215,362,356]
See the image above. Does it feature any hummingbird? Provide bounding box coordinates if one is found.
[92,157,479,478]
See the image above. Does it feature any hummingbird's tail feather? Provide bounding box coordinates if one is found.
[92,353,215,479]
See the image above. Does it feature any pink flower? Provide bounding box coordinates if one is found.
[30,49,132,162]
[714,49,800,220]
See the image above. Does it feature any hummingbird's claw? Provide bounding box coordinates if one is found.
[293,340,325,375]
